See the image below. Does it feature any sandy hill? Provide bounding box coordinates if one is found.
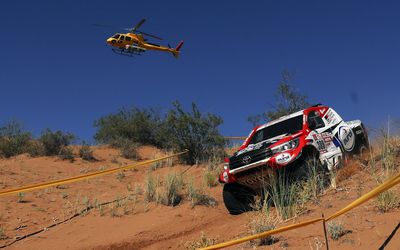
[0,145,399,250]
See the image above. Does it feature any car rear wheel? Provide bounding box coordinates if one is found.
[223,183,255,215]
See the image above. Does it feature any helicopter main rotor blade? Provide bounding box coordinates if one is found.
[93,23,131,30]
[137,31,163,40]
[132,18,146,32]
[93,23,117,28]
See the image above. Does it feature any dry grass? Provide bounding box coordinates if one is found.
[79,144,95,161]
[203,168,218,188]
[248,212,278,246]
[372,133,400,212]
[0,227,6,240]
[144,174,157,202]
[116,171,125,182]
[187,178,217,207]
[158,171,184,206]
[375,190,400,213]
[269,171,299,220]
[327,221,348,240]
[17,192,25,203]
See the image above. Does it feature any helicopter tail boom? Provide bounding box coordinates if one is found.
[172,40,184,58]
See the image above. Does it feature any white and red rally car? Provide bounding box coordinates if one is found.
[219,104,369,214]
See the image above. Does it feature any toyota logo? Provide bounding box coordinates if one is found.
[242,155,251,164]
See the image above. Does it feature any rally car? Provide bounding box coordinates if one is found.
[219,104,369,214]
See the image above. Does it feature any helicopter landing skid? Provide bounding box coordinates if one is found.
[111,47,146,57]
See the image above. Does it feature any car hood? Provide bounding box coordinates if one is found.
[235,133,291,156]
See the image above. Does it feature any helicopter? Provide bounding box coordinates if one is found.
[101,19,183,58]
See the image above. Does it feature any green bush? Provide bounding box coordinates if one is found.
[160,171,184,206]
[93,101,226,165]
[0,121,32,158]
[163,101,226,165]
[94,107,162,147]
[25,140,46,157]
[248,70,310,126]
[39,129,75,156]
[59,146,75,162]
[187,178,217,207]
[375,190,400,213]
[328,221,347,240]
[79,142,95,161]
[118,139,139,160]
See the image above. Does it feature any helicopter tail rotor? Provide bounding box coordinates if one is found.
[171,40,184,58]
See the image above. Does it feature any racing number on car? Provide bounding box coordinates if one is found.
[313,133,332,153]
[316,140,326,151]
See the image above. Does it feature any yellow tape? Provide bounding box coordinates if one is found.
[201,217,323,250]
[326,172,400,221]
[200,172,400,250]
[0,150,188,197]
[224,136,247,140]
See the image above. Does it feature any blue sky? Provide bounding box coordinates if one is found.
[1,0,399,142]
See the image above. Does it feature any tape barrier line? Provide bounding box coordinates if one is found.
[326,172,400,221]
[224,137,247,140]
[0,150,188,197]
[201,217,323,250]
[200,172,400,250]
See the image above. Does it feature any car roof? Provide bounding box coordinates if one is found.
[256,105,329,131]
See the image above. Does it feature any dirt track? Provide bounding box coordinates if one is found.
[0,146,399,249]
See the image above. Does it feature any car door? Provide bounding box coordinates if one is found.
[307,109,343,170]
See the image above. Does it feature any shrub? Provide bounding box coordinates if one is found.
[268,170,299,220]
[94,107,162,147]
[247,70,310,125]
[163,101,226,165]
[187,179,217,207]
[375,190,400,213]
[119,140,139,160]
[0,227,5,240]
[185,232,217,250]
[116,171,125,182]
[203,169,218,188]
[17,192,25,203]
[59,146,75,162]
[144,174,156,202]
[248,213,277,246]
[79,142,95,161]
[25,140,46,157]
[39,129,75,156]
[328,221,347,240]
[159,172,183,206]
[93,101,226,165]
[0,121,32,158]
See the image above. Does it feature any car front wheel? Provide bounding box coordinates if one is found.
[223,183,255,215]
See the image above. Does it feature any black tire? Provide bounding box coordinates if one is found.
[223,183,255,215]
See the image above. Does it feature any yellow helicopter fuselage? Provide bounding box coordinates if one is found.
[106,33,175,54]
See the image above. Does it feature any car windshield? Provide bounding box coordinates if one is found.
[249,115,303,144]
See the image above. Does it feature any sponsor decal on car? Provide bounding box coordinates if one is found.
[242,155,251,164]
[338,126,355,151]
[324,109,339,125]
[275,152,292,164]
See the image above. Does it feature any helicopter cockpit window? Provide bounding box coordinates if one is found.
[125,36,132,41]
[119,35,125,40]
[112,34,120,39]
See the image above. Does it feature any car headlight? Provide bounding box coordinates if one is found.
[271,138,299,154]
